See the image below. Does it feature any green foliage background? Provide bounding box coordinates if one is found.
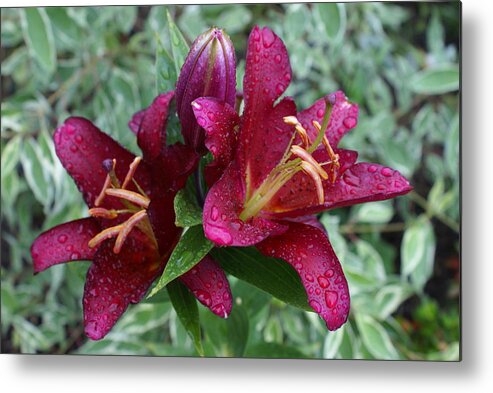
[1,2,460,360]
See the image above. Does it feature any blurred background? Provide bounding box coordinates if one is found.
[1,2,460,359]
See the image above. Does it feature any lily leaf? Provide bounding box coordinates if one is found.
[212,247,310,312]
[167,280,204,356]
[166,9,189,76]
[147,226,213,298]
[174,188,203,228]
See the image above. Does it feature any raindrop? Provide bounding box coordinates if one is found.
[274,54,282,64]
[284,72,291,82]
[275,83,284,95]
[196,116,206,127]
[261,28,275,48]
[222,291,231,301]
[70,145,78,153]
[253,54,260,64]
[70,252,80,260]
[207,112,216,121]
[195,290,212,306]
[381,167,393,177]
[317,276,329,289]
[324,269,334,278]
[343,116,357,129]
[317,108,325,118]
[368,165,377,173]
[309,299,322,313]
[324,290,338,308]
[75,134,83,144]
[58,234,68,244]
[294,262,303,271]
[305,273,314,282]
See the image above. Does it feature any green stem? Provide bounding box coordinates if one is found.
[408,191,460,233]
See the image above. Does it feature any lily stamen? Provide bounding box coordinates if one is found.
[105,189,150,209]
[290,145,328,180]
[113,210,148,253]
[122,156,142,190]
[300,161,325,204]
[88,225,123,249]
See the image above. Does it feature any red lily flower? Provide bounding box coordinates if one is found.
[31,92,233,340]
[192,26,413,330]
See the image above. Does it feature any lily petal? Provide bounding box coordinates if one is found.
[180,255,233,318]
[324,162,413,209]
[176,28,236,153]
[31,218,101,273]
[203,163,288,247]
[150,143,199,194]
[240,26,296,190]
[264,148,359,216]
[136,92,175,161]
[257,222,350,331]
[192,97,240,186]
[83,235,161,340]
[297,91,359,147]
[54,117,148,208]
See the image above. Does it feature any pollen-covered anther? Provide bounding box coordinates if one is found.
[300,161,325,204]
[121,156,142,190]
[113,210,148,253]
[290,145,328,180]
[283,116,310,148]
[105,188,150,209]
[88,207,119,219]
[94,159,117,207]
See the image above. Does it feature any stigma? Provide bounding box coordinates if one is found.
[87,157,157,254]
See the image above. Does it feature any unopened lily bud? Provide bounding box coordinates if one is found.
[176,27,236,154]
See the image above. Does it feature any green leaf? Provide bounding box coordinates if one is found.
[1,136,22,178]
[155,34,178,94]
[147,226,213,298]
[353,201,394,224]
[374,284,413,320]
[401,215,436,291]
[21,8,56,73]
[212,247,310,312]
[174,188,203,227]
[214,6,252,34]
[355,240,386,283]
[245,342,308,359]
[201,303,249,357]
[167,280,204,356]
[316,3,346,42]
[355,313,399,360]
[323,325,345,358]
[445,113,459,178]
[166,9,190,76]
[21,138,53,208]
[410,66,459,95]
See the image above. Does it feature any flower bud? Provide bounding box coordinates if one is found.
[176,27,236,154]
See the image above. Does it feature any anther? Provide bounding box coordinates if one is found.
[105,188,150,209]
[290,145,328,180]
[300,161,325,204]
[122,156,142,190]
[88,207,119,219]
[88,226,123,249]
[113,210,148,253]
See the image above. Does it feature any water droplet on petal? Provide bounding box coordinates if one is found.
[274,54,282,63]
[70,145,78,153]
[325,290,338,308]
[275,83,284,95]
[261,28,276,48]
[317,108,325,118]
[58,234,68,243]
[368,165,377,173]
[284,72,291,82]
[305,273,314,282]
[253,54,260,64]
[195,290,212,307]
[196,116,206,127]
[343,116,357,129]
[309,299,322,313]
[318,276,329,289]
[294,262,303,271]
[381,167,393,177]
[324,269,334,278]
[75,134,83,144]
[207,111,216,121]
[70,252,80,260]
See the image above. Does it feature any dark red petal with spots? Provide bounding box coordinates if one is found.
[191,97,240,186]
[176,28,236,153]
[203,163,288,247]
[180,254,233,318]
[82,234,161,340]
[323,162,413,210]
[240,26,296,189]
[297,91,359,147]
[53,117,146,208]
[31,218,101,273]
[284,215,326,234]
[128,109,145,134]
[137,92,175,162]
[257,222,350,331]
[150,143,199,194]
[147,194,181,255]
